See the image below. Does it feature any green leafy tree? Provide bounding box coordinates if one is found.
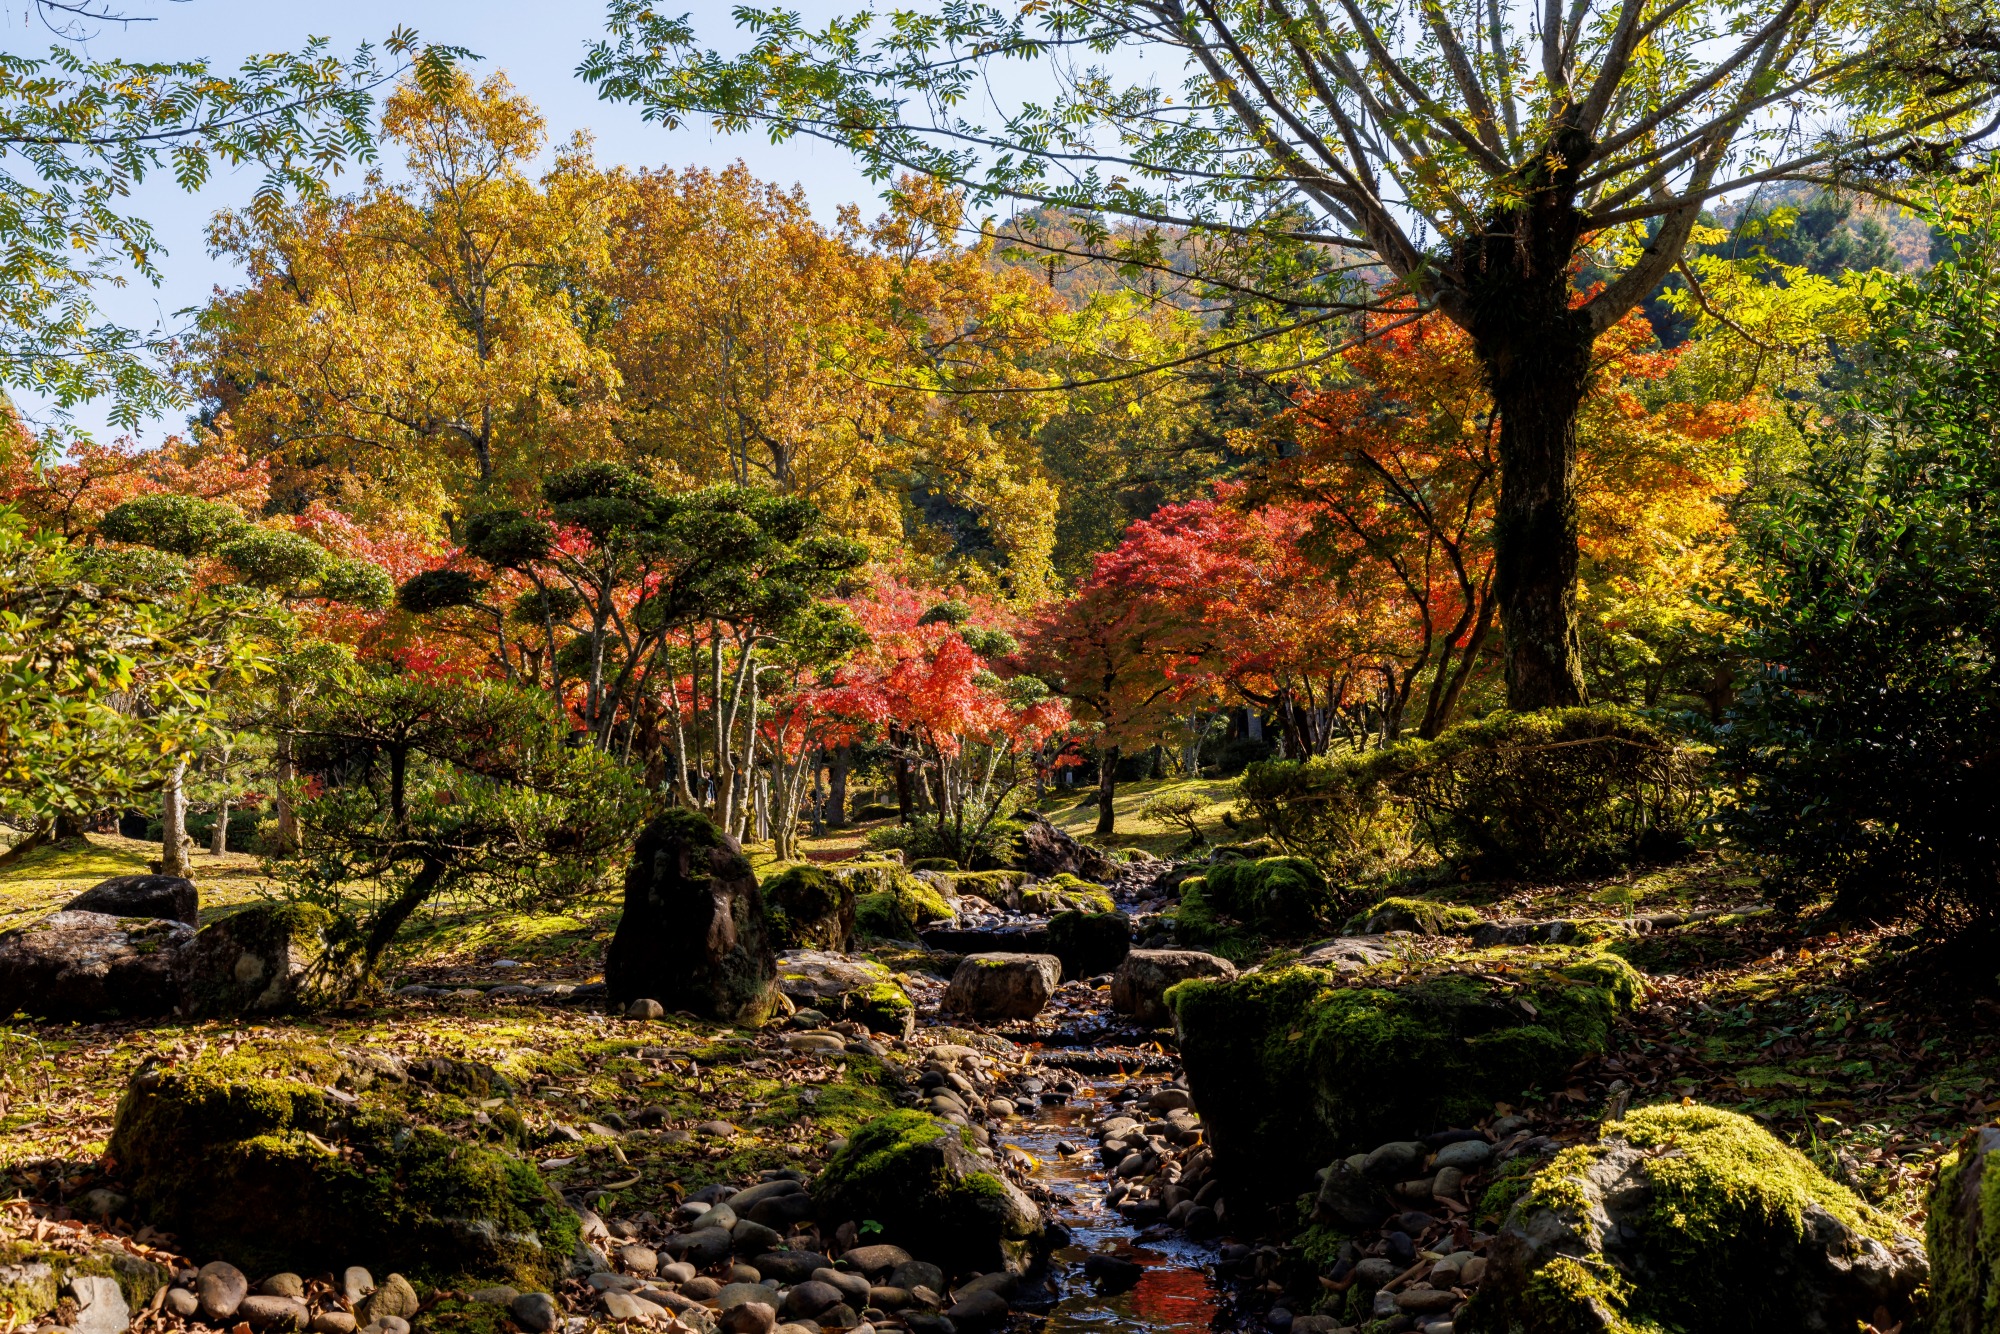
[0,10,463,424]
[0,508,270,853]
[1721,188,2000,935]
[583,0,2000,709]
[288,676,641,981]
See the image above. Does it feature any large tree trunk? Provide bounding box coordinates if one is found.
[1463,201,1594,710]
[160,756,192,877]
[826,747,849,828]
[1094,743,1119,836]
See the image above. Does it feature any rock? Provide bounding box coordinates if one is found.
[941,953,1062,1020]
[941,1289,1007,1330]
[1432,1165,1465,1201]
[1395,1289,1456,1316]
[257,1274,305,1299]
[1344,898,1482,937]
[238,1295,310,1329]
[67,1275,129,1334]
[339,1268,374,1306]
[814,1269,872,1308]
[602,1291,660,1323]
[682,1277,722,1301]
[110,1042,577,1289]
[627,998,666,1020]
[1012,815,1119,882]
[510,1293,560,1333]
[773,951,915,1038]
[717,1283,779,1309]
[663,1227,735,1268]
[1925,1123,2000,1332]
[750,1251,830,1285]
[0,911,190,1019]
[309,1316,355,1334]
[164,1288,201,1320]
[64,875,198,925]
[782,1281,842,1318]
[817,1112,1043,1274]
[1109,950,1237,1027]
[371,1318,412,1334]
[720,1303,778,1334]
[1351,1258,1399,1291]
[1431,1139,1490,1171]
[731,1221,785,1255]
[1462,1104,1924,1334]
[1295,937,1396,970]
[72,1188,129,1220]
[605,809,777,1023]
[197,1262,249,1321]
[886,1262,945,1296]
[1312,1158,1388,1230]
[1045,911,1131,981]
[1470,917,1618,948]
[817,1303,859,1329]
[468,1287,519,1306]
[1362,1142,1427,1181]
[1173,949,1641,1222]
[180,903,348,1016]
[356,1275,418,1325]
[838,1245,913,1277]
[1081,1255,1142,1294]
[762,866,858,952]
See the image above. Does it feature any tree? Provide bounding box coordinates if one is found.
[584,0,2000,708]
[0,11,459,425]
[288,676,639,980]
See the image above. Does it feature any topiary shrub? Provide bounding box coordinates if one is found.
[1169,950,1642,1222]
[1242,708,1709,879]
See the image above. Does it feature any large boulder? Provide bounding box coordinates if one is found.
[761,865,857,952]
[941,953,1061,1020]
[1011,816,1118,882]
[108,1039,576,1287]
[773,951,915,1038]
[1170,949,1640,1221]
[0,911,191,1019]
[1110,949,1237,1027]
[180,903,346,1016]
[64,874,199,925]
[1045,910,1130,981]
[815,1111,1044,1274]
[1018,874,1114,916]
[1463,1104,1924,1334]
[852,866,956,941]
[1925,1123,2000,1333]
[605,809,775,1023]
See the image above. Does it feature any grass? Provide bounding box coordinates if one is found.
[0,834,275,930]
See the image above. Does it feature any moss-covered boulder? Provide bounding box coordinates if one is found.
[1020,874,1114,916]
[181,902,349,1016]
[1462,1104,1923,1334]
[773,951,915,1038]
[1925,1123,2000,1333]
[853,869,956,941]
[761,865,857,952]
[108,1040,576,1287]
[1045,910,1130,980]
[1201,856,1339,935]
[1169,949,1640,1220]
[606,809,775,1023]
[1111,949,1237,1026]
[935,870,1032,909]
[0,1243,169,1327]
[1343,896,1483,936]
[814,1111,1044,1276]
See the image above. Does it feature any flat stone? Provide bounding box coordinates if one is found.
[510,1293,560,1333]
[67,1275,129,1334]
[64,874,198,925]
[308,1313,356,1334]
[839,1246,912,1277]
[619,1244,660,1275]
[356,1274,418,1325]
[720,1303,777,1334]
[197,1262,249,1322]
[1431,1139,1492,1170]
[239,1296,310,1329]
[258,1274,306,1299]
[886,1263,944,1296]
[781,1281,841,1318]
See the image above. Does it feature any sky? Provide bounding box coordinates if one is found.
[2,0,886,441]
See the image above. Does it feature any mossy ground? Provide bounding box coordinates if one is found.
[0,834,272,930]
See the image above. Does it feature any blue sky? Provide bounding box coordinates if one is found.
[3,0,883,440]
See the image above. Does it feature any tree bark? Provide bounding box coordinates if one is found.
[211,801,230,856]
[1462,195,1594,710]
[1094,743,1119,836]
[274,680,300,855]
[826,747,849,828]
[160,756,192,877]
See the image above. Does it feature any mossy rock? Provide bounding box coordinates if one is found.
[937,870,1031,908]
[1926,1123,2000,1334]
[814,1110,1043,1276]
[107,1039,577,1287]
[1169,950,1641,1221]
[773,951,915,1039]
[1169,878,1261,962]
[761,864,857,952]
[909,858,961,873]
[1343,896,1483,937]
[1045,910,1131,980]
[1201,856,1339,935]
[606,809,775,1022]
[0,1243,169,1326]
[1019,873,1114,916]
[181,901,351,1016]
[1461,1104,1923,1334]
[853,870,955,941]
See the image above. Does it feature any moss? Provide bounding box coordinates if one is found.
[846,981,915,1036]
[815,1110,1040,1275]
[853,871,955,941]
[1343,896,1483,936]
[941,871,1030,906]
[1019,873,1114,916]
[761,864,856,951]
[108,1040,576,1287]
[1170,880,1261,962]
[181,901,345,1016]
[1169,950,1641,1221]
[1477,1154,1554,1227]
[1925,1129,2000,1334]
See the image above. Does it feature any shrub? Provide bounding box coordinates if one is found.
[851,801,900,822]
[865,816,1024,868]
[1719,216,2000,930]
[1242,707,1709,878]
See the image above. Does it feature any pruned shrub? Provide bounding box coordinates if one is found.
[1241,707,1709,878]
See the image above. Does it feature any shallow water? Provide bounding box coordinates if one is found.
[1000,1083,1225,1334]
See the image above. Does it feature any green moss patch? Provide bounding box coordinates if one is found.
[1344,896,1484,936]
[853,871,955,941]
[761,864,856,951]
